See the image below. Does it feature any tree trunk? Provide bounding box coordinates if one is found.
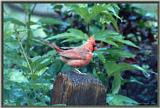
[51,71,106,105]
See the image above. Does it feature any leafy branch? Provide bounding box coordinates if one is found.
[26,3,36,53]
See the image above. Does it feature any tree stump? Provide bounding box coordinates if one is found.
[51,71,106,105]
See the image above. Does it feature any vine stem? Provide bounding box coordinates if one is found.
[14,27,33,73]
[19,39,33,73]
[26,4,36,53]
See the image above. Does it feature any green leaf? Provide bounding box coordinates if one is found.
[95,32,139,48]
[90,4,106,19]
[39,18,68,25]
[30,56,51,73]
[71,5,90,23]
[51,59,64,74]
[70,4,106,23]
[107,48,136,58]
[105,40,119,47]
[111,72,121,94]
[106,4,121,20]
[94,30,121,44]
[105,61,144,76]
[94,30,119,39]
[33,102,47,106]
[115,39,140,49]
[4,17,25,26]
[96,52,106,63]
[35,67,49,76]
[121,77,144,85]
[92,68,98,77]
[94,30,122,47]
[104,61,118,76]
[9,70,28,83]
[30,83,52,91]
[102,11,119,32]
[46,28,88,42]
[21,4,32,12]
[107,94,139,105]
[132,65,150,78]
[32,28,47,38]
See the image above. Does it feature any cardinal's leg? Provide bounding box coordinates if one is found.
[74,68,86,75]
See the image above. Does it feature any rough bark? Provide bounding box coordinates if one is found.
[51,71,106,105]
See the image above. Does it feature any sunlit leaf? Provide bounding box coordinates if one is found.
[107,94,139,105]
[35,67,49,76]
[4,17,25,26]
[9,70,28,83]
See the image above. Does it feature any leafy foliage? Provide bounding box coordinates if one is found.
[107,94,138,105]
[3,3,157,106]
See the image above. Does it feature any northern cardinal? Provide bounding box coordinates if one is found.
[35,36,97,74]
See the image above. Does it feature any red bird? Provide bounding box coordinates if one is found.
[36,36,97,74]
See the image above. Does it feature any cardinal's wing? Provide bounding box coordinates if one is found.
[59,48,89,60]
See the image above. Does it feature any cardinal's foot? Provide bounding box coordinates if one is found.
[74,68,87,75]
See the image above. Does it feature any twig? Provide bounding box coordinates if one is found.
[30,4,36,15]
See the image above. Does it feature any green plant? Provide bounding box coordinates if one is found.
[3,3,151,106]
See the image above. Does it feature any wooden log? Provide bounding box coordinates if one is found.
[51,71,106,105]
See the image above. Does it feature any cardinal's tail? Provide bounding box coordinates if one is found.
[51,43,62,52]
[35,37,62,53]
